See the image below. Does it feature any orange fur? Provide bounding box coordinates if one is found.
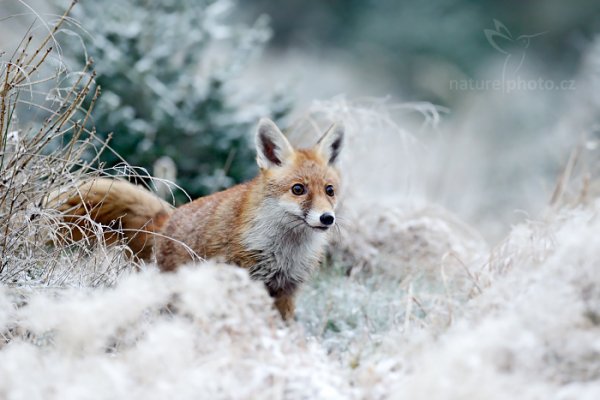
[52,179,172,261]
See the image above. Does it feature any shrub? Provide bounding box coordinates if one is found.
[61,0,291,200]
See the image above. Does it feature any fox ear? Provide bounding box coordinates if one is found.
[255,118,294,169]
[316,122,344,165]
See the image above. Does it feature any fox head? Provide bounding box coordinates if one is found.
[255,118,344,232]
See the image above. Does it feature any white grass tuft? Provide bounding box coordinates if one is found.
[0,263,350,400]
[348,201,600,399]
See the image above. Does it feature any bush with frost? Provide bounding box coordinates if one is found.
[60,0,291,200]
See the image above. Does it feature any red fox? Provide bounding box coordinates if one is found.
[54,118,344,319]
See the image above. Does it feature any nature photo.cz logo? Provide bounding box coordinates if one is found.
[450,19,576,93]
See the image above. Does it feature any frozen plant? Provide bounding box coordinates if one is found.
[60,0,291,200]
[0,2,135,287]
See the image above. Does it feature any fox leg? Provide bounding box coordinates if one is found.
[274,294,295,320]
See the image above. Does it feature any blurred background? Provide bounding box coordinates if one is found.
[2,0,600,240]
[244,0,600,103]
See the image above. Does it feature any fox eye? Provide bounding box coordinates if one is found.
[291,184,305,196]
[325,185,335,197]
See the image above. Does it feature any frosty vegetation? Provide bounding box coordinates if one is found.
[1,2,600,400]
[60,0,291,200]
[0,2,136,288]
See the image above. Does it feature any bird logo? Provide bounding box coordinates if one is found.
[484,19,546,83]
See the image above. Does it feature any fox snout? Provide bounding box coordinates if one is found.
[320,212,335,226]
[305,209,336,230]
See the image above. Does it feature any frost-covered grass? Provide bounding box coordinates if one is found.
[349,203,600,400]
[0,2,178,288]
[1,201,600,399]
[0,264,349,399]
[296,204,489,361]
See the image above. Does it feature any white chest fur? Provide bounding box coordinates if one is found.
[242,199,329,294]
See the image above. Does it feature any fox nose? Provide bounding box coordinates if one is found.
[320,213,335,226]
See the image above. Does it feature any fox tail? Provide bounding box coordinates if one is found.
[50,178,173,261]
